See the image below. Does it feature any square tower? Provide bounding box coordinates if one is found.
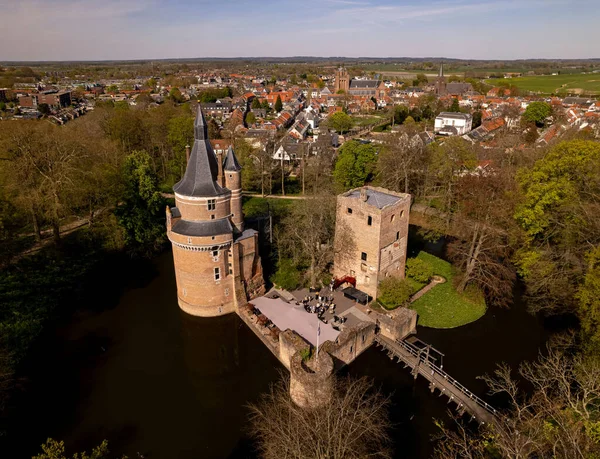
[333,186,411,301]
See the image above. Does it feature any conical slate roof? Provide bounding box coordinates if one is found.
[223,146,242,172]
[173,106,226,197]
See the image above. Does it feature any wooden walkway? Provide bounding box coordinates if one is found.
[375,335,498,426]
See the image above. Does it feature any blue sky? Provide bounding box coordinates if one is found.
[1,0,599,61]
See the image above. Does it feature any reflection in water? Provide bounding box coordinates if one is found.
[2,244,552,459]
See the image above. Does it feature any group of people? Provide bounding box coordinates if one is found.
[298,293,336,319]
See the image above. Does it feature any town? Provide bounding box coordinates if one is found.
[2,32,600,459]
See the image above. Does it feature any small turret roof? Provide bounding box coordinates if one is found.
[173,106,226,197]
[223,146,242,172]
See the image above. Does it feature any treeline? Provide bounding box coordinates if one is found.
[0,100,197,411]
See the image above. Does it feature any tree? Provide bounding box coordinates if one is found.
[378,132,427,196]
[277,196,336,288]
[333,140,377,191]
[522,101,552,127]
[261,99,270,111]
[378,277,413,308]
[168,87,185,104]
[450,98,460,112]
[435,341,600,459]
[248,374,392,459]
[274,95,283,112]
[38,103,51,115]
[114,150,166,256]
[328,111,353,134]
[392,105,409,125]
[33,439,115,459]
[472,110,482,128]
[406,258,434,283]
[245,111,256,126]
[514,140,600,314]
[251,97,262,110]
[271,258,301,290]
[415,73,428,86]
[105,84,118,94]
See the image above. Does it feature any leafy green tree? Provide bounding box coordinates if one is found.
[261,99,270,111]
[522,101,552,127]
[115,150,166,256]
[576,247,600,353]
[449,98,460,112]
[472,110,482,128]
[392,105,409,125]
[106,84,118,94]
[406,258,434,283]
[245,111,256,126]
[333,140,377,191]
[271,258,301,290]
[274,95,283,112]
[514,140,600,314]
[378,277,413,308]
[167,115,194,183]
[33,439,113,459]
[251,97,262,109]
[168,87,185,104]
[0,101,6,111]
[328,112,353,134]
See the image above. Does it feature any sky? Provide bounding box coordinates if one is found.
[1,0,599,61]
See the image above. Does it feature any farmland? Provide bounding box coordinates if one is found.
[486,73,600,95]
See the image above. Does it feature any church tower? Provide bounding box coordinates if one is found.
[334,67,350,93]
[166,106,263,317]
[435,63,448,96]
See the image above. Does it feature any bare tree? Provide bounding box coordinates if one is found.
[435,339,600,459]
[248,374,393,459]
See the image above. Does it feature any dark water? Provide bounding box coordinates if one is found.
[3,242,550,459]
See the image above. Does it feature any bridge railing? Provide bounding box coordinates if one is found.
[378,337,498,417]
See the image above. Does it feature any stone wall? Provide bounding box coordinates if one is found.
[289,350,334,409]
[321,321,377,368]
[378,307,417,341]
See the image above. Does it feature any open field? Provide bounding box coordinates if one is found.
[486,73,600,95]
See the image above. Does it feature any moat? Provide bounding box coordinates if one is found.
[4,245,549,459]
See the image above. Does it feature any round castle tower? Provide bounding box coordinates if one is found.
[166,106,261,317]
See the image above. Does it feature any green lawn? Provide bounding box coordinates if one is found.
[409,252,486,329]
[242,196,297,219]
[485,73,600,95]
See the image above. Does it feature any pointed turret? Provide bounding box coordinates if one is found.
[223,146,242,172]
[173,106,226,197]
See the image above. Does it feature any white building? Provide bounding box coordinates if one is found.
[434,112,473,136]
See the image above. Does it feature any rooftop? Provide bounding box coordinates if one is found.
[171,218,233,237]
[344,187,409,210]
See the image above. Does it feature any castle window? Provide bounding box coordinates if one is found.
[396,231,400,241]
[367,216,372,226]
[361,252,367,261]
[390,214,395,222]
[214,267,221,281]
[347,207,352,214]
[207,199,216,211]
[211,215,215,220]
[400,210,405,218]
[212,250,219,260]
[365,276,370,283]
[229,174,232,178]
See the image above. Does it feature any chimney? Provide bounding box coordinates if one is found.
[185,145,191,163]
[360,188,368,202]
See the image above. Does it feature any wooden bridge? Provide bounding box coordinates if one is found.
[375,335,498,426]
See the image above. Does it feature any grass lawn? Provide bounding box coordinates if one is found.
[485,73,600,95]
[242,196,298,219]
[409,252,486,329]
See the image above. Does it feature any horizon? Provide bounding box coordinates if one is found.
[2,0,600,62]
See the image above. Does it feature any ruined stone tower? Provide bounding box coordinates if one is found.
[166,106,263,317]
[333,186,411,301]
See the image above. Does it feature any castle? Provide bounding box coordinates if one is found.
[333,186,411,301]
[166,106,263,317]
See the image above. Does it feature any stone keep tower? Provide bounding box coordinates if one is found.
[333,186,411,301]
[166,106,263,317]
[334,67,350,93]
